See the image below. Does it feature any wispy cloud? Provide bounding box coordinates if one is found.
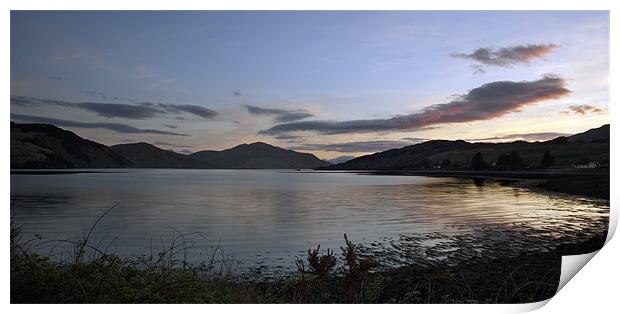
[450,44,559,68]
[140,102,218,119]
[11,113,189,136]
[244,105,313,123]
[466,132,569,142]
[260,75,570,135]
[290,138,427,153]
[273,134,304,142]
[82,90,138,103]
[563,105,604,115]
[152,141,194,148]
[11,96,218,120]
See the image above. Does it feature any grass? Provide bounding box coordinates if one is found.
[11,205,571,304]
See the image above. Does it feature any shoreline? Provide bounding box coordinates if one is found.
[11,168,609,303]
[353,169,610,200]
[12,231,605,303]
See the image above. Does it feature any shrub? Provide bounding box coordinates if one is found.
[341,234,379,302]
[295,245,337,279]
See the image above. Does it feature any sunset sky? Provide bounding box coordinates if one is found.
[10,11,609,159]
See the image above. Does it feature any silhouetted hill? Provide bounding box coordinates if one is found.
[11,122,132,169]
[12,122,607,170]
[567,124,609,143]
[110,142,207,168]
[192,142,330,169]
[325,125,609,170]
[11,122,329,169]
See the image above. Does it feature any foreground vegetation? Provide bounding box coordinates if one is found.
[11,207,586,304]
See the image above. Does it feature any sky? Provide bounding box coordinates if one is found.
[10,11,609,159]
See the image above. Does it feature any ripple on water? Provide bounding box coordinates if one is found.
[10,170,609,278]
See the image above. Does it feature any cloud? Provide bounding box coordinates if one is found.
[152,141,173,146]
[10,96,218,120]
[273,134,304,142]
[82,90,138,103]
[11,114,189,136]
[10,96,38,107]
[261,75,570,136]
[152,141,194,148]
[290,138,427,153]
[244,105,314,123]
[564,105,604,115]
[140,102,218,119]
[164,124,178,129]
[450,44,559,67]
[466,132,569,142]
[11,96,159,118]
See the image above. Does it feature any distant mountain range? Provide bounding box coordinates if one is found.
[191,142,329,169]
[325,155,356,164]
[11,122,609,170]
[324,124,609,170]
[110,142,208,169]
[11,122,329,169]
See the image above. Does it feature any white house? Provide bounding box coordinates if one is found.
[573,160,599,169]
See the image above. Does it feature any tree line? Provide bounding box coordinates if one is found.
[470,150,554,170]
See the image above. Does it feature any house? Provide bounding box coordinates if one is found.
[573,160,600,169]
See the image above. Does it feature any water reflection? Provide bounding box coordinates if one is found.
[10,169,609,273]
[472,178,485,187]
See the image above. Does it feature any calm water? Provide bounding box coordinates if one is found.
[10,169,609,275]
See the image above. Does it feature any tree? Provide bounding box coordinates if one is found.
[496,150,523,169]
[441,159,452,169]
[540,150,555,168]
[470,152,487,170]
[509,150,523,169]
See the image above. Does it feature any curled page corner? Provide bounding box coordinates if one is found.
[506,251,602,313]
[506,299,551,313]
[557,250,599,293]
[605,207,617,245]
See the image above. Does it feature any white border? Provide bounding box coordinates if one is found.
[2,1,617,313]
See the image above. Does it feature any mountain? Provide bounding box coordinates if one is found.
[110,143,207,168]
[11,122,132,169]
[326,155,356,165]
[11,122,329,169]
[325,125,610,170]
[191,142,330,169]
[13,122,607,170]
[567,124,609,143]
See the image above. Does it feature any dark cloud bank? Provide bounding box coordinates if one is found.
[244,105,313,123]
[260,76,570,136]
[11,113,188,136]
[11,96,218,119]
[450,44,558,67]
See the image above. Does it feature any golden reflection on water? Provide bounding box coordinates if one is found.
[10,170,609,272]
